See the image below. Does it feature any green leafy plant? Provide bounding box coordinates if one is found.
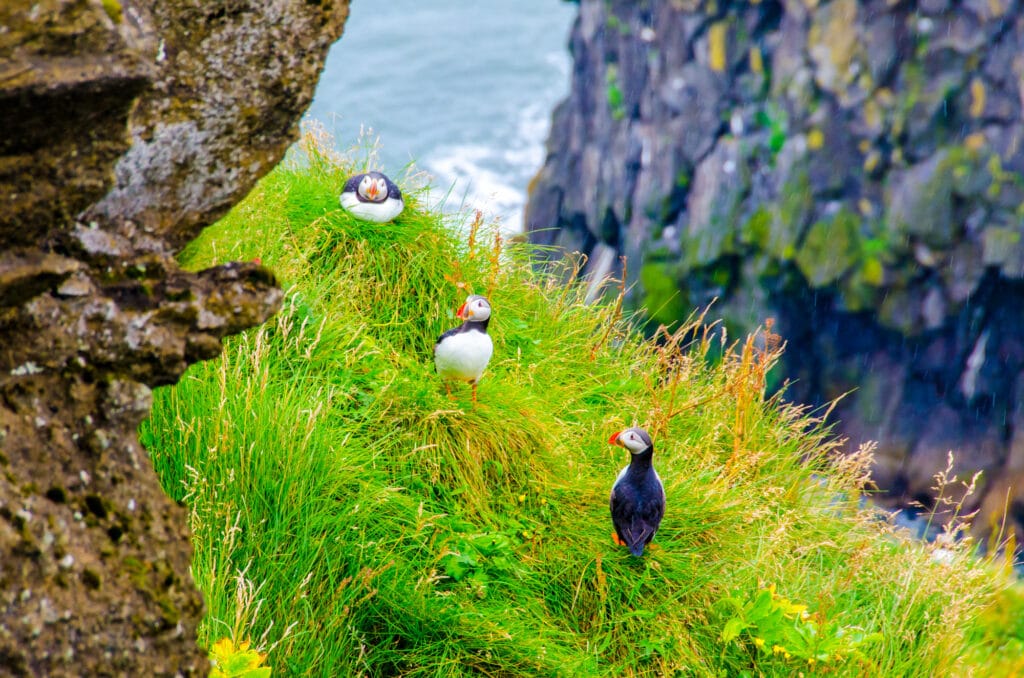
[714,585,882,672]
[440,530,523,594]
[208,638,271,678]
[605,64,625,120]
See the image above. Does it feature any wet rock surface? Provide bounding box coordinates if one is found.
[0,0,347,674]
[528,0,1024,547]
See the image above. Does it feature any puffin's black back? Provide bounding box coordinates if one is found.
[610,444,665,557]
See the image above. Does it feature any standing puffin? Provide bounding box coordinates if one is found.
[339,171,404,222]
[434,295,493,402]
[608,427,665,557]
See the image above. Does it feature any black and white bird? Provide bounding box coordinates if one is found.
[339,171,404,222]
[608,427,665,557]
[434,295,493,402]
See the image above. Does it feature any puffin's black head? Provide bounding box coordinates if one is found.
[456,294,491,322]
[609,427,653,454]
[356,172,390,203]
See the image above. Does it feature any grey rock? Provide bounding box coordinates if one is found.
[684,138,746,268]
[886,151,956,248]
[0,0,348,674]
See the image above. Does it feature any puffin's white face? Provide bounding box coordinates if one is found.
[358,175,389,203]
[457,295,491,321]
[610,427,652,454]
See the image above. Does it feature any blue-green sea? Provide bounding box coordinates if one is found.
[306,0,576,231]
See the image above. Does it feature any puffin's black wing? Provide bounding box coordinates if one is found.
[610,479,665,557]
[383,174,403,200]
[434,325,464,354]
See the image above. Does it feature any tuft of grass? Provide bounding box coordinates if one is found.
[144,127,1007,676]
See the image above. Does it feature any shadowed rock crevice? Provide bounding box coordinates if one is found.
[527,0,1024,548]
[0,0,348,674]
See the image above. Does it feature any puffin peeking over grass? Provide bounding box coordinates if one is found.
[339,171,404,222]
[608,427,665,557]
[434,295,493,403]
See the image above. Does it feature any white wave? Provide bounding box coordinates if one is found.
[424,144,526,234]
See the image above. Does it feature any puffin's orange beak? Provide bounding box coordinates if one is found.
[608,432,620,445]
[367,184,379,199]
[456,302,468,319]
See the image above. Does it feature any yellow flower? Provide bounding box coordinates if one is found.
[753,637,765,648]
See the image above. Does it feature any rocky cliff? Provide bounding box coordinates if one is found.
[528,0,1024,545]
[0,0,347,674]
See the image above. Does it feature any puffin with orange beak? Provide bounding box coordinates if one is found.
[608,427,665,557]
[340,171,404,222]
[434,294,493,402]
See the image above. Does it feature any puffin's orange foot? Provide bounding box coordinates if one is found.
[611,531,626,547]
[647,543,661,552]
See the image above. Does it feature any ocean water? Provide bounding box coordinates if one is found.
[305,0,576,232]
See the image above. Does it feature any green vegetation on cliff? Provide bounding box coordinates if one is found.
[143,131,1015,676]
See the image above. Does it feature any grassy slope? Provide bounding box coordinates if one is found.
[143,131,1012,676]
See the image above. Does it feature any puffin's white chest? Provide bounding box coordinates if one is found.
[434,330,493,382]
[612,465,663,491]
[340,191,404,223]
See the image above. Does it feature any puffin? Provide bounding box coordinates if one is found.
[608,427,665,557]
[434,294,493,402]
[339,171,404,222]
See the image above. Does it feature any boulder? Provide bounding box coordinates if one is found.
[0,0,348,673]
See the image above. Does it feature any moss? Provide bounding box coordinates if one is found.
[795,209,861,287]
[709,22,728,73]
[740,207,771,249]
[806,128,825,150]
[769,170,812,259]
[859,257,884,285]
[839,260,883,311]
[749,45,763,74]
[686,221,737,269]
[101,0,122,24]
[969,77,986,119]
[605,65,625,121]
[606,13,629,35]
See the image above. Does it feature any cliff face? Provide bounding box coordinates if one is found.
[527,0,1024,540]
[0,0,347,674]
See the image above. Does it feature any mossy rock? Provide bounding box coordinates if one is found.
[982,224,1024,278]
[885,149,958,248]
[739,207,771,249]
[683,139,748,268]
[839,259,884,311]
[769,169,813,260]
[795,209,862,288]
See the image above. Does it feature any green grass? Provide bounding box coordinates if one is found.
[143,128,1013,676]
